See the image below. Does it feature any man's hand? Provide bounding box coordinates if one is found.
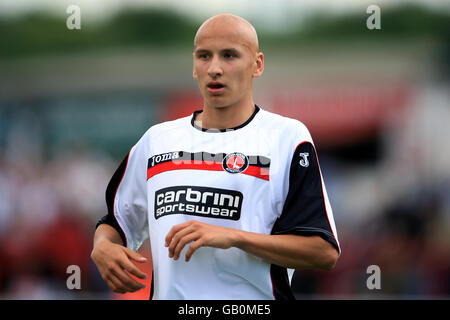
[91,239,148,294]
[165,220,239,262]
[164,219,339,270]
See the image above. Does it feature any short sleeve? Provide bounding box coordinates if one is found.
[272,137,341,254]
[96,140,149,252]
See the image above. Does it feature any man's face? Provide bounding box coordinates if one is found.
[193,22,263,109]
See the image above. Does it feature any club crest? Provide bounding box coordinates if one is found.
[223,152,249,174]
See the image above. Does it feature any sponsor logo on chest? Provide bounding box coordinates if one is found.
[154,186,243,220]
[149,151,181,167]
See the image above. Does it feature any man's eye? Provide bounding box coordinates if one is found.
[199,54,209,59]
[224,53,234,59]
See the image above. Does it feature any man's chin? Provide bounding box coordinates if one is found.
[204,97,231,109]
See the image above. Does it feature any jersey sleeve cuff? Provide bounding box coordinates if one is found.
[272,226,341,255]
[95,214,127,247]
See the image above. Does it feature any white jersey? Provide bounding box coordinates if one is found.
[97,105,340,300]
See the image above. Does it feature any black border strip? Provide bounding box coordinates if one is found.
[96,153,130,247]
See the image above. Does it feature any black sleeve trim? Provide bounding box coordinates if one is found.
[95,153,130,247]
[272,226,340,253]
[275,141,339,253]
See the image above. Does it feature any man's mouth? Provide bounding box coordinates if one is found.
[207,82,225,94]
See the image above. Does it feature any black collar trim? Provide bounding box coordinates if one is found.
[191,105,260,133]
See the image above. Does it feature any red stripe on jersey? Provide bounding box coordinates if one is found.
[147,161,269,181]
[147,161,222,179]
[242,165,270,181]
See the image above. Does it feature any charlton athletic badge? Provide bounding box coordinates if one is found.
[222,152,249,174]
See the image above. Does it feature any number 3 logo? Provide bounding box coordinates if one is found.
[299,152,309,167]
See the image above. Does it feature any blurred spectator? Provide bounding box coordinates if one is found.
[0,148,114,299]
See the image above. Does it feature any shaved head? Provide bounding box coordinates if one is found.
[192,13,264,116]
[194,14,259,54]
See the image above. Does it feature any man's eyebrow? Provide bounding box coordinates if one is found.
[194,48,210,54]
[194,48,240,54]
[221,48,240,54]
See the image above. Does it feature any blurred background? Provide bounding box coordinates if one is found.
[0,0,449,299]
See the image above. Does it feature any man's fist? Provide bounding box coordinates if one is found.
[91,239,148,294]
[165,220,239,262]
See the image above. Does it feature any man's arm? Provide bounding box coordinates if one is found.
[235,230,338,270]
[91,224,148,293]
[165,220,339,270]
[92,138,150,294]
[94,223,125,246]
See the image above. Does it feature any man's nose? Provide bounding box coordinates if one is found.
[207,56,223,78]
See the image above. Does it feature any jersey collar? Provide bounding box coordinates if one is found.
[191,105,260,133]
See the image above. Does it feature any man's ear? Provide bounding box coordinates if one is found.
[193,68,198,79]
[253,52,264,78]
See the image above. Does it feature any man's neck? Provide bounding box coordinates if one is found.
[195,100,256,130]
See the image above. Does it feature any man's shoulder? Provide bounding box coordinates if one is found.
[144,114,191,138]
[258,107,311,138]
